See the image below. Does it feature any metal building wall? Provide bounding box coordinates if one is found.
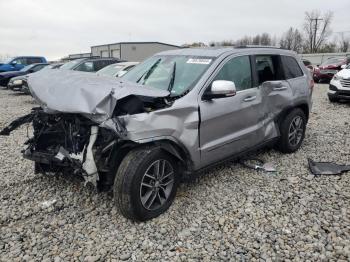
[91,42,180,61]
[120,43,180,61]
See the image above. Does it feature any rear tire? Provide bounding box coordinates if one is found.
[276,108,307,153]
[114,146,179,221]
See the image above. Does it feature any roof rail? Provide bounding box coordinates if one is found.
[235,45,280,49]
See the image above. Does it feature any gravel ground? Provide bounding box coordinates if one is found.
[0,85,349,261]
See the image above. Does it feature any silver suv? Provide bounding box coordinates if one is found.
[1,47,313,221]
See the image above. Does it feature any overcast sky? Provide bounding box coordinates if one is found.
[0,0,349,60]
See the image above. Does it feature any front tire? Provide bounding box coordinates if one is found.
[114,146,179,221]
[328,95,339,103]
[276,108,307,153]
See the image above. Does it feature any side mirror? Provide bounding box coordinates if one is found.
[11,61,17,66]
[28,69,34,73]
[203,80,236,100]
[341,64,346,69]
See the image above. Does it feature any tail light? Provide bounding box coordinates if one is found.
[309,79,314,90]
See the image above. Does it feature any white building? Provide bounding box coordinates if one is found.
[90,42,181,61]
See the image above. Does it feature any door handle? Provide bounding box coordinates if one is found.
[273,86,288,91]
[243,96,256,102]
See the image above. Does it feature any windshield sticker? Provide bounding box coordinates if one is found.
[186,58,212,65]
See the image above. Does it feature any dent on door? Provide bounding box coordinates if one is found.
[257,80,293,140]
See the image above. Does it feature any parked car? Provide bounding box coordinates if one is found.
[1,63,48,87]
[96,62,139,78]
[313,57,348,83]
[328,63,350,102]
[0,56,47,72]
[60,58,122,73]
[9,63,64,93]
[1,47,313,221]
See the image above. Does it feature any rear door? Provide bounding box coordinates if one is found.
[281,55,308,96]
[254,55,292,119]
[199,55,265,166]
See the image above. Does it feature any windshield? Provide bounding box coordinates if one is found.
[123,55,214,96]
[320,58,345,66]
[60,59,84,70]
[97,63,124,77]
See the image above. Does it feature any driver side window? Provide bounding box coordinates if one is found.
[213,56,252,91]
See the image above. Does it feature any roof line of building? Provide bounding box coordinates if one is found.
[90,41,181,48]
[68,52,92,56]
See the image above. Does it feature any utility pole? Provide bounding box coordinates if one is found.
[311,18,323,53]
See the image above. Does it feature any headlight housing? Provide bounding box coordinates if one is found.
[13,79,23,85]
[332,74,343,81]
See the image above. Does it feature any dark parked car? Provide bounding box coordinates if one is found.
[8,63,62,92]
[0,56,47,72]
[60,58,122,73]
[1,63,48,87]
[313,57,348,83]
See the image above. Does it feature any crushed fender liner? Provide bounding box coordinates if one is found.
[0,110,37,136]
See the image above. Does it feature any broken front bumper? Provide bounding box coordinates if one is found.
[1,109,119,187]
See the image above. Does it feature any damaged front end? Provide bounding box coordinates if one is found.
[7,108,121,188]
[0,69,172,189]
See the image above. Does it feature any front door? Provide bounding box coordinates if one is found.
[199,55,265,167]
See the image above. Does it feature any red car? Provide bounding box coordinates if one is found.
[313,57,349,83]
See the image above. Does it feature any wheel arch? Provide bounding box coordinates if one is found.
[104,137,194,186]
[276,102,310,127]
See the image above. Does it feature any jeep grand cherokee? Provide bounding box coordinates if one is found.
[1,47,313,221]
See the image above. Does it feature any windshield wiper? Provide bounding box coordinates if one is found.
[167,62,176,92]
[136,58,161,84]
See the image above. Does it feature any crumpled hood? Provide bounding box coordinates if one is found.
[28,69,169,116]
[336,68,350,79]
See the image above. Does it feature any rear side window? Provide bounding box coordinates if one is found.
[255,55,284,85]
[75,61,95,72]
[213,55,252,91]
[282,56,304,79]
[31,64,46,72]
[94,60,115,71]
[27,57,43,64]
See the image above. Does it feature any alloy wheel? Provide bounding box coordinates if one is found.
[140,159,174,210]
[288,116,304,147]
